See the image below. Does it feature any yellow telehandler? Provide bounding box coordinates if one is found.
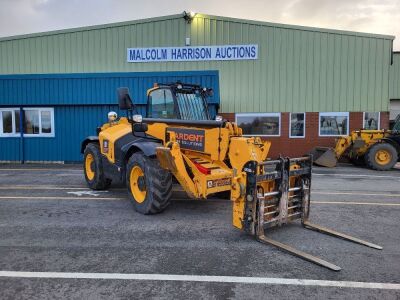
[81,82,382,271]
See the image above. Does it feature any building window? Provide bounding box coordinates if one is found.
[236,113,281,136]
[319,112,349,136]
[24,108,55,137]
[0,108,20,137]
[289,113,305,138]
[0,108,54,137]
[363,112,380,130]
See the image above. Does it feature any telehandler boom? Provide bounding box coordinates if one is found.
[82,82,382,271]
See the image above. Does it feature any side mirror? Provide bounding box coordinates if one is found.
[117,87,133,110]
[133,123,148,132]
[207,88,214,97]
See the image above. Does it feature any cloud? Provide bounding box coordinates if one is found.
[0,0,398,48]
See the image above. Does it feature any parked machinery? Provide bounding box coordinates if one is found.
[312,124,400,170]
[82,83,382,271]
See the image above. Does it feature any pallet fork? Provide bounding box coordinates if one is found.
[247,156,382,271]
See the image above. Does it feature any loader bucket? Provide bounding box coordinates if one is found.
[310,147,338,168]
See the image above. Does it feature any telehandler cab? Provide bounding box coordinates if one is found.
[82,82,382,271]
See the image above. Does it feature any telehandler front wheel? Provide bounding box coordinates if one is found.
[365,143,398,171]
[83,143,112,190]
[126,152,172,214]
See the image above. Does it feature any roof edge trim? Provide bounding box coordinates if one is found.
[0,12,395,42]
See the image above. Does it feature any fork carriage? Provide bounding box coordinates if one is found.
[243,156,382,271]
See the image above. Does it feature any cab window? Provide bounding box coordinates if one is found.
[176,91,209,120]
[148,89,176,119]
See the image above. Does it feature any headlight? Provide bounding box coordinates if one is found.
[108,111,118,122]
[132,114,143,123]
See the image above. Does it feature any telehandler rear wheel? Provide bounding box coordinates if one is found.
[126,152,172,214]
[83,143,112,190]
[365,143,398,171]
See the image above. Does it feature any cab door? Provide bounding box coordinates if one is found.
[147,88,178,119]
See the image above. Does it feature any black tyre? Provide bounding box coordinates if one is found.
[364,143,398,171]
[126,152,172,214]
[83,143,112,190]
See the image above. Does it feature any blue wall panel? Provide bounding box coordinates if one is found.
[0,71,220,106]
[0,71,220,162]
[0,138,21,161]
[22,105,115,162]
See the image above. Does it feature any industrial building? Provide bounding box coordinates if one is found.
[0,13,398,162]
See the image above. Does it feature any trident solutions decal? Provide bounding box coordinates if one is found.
[166,128,205,152]
[127,44,258,63]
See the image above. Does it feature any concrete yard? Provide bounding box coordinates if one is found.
[0,163,399,299]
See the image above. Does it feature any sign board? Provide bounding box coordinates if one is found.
[127,44,258,63]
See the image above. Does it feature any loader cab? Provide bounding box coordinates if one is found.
[147,82,212,120]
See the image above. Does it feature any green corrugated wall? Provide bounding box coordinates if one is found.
[0,14,394,113]
[390,53,400,100]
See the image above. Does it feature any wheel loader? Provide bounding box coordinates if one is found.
[81,82,382,271]
[311,119,400,170]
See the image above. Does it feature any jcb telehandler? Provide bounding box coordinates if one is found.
[311,118,400,170]
[82,82,382,271]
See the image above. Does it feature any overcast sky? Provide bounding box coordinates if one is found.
[0,0,399,49]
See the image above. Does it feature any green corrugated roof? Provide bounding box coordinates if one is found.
[0,12,395,42]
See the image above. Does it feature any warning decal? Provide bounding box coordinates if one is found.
[207,178,232,188]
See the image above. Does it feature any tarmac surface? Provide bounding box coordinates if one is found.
[0,163,399,299]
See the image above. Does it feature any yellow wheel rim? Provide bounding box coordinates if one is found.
[129,166,146,203]
[85,153,95,180]
[375,149,391,165]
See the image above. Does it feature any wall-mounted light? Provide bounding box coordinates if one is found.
[183,11,196,24]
